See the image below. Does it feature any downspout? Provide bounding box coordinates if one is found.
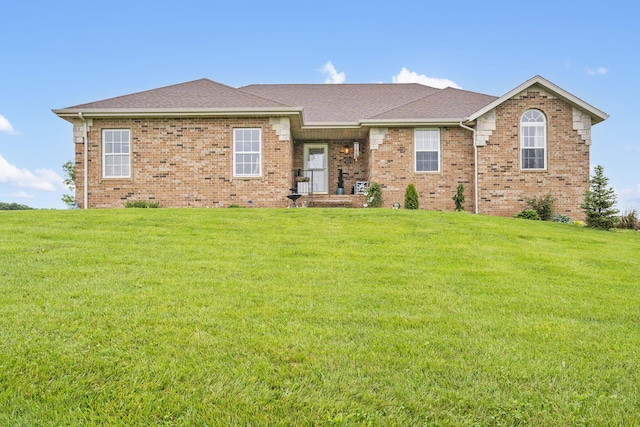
[78,112,88,209]
[459,121,478,214]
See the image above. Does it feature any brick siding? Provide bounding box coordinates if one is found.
[76,117,292,208]
[74,93,590,217]
[366,93,590,218]
[477,91,590,218]
[368,127,476,211]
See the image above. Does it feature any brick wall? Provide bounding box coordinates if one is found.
[478,90,590,218]
[369,127,476,211]
[76,117,292,208]
[72,92,591,216]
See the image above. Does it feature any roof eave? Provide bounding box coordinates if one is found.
[360,118,464,127]
[301,122,361,129]
[465,75,609,124]
[52,107,304,119]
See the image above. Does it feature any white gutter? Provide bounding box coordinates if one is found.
[78,112,88,209]
[459,121,478,214]
[53,107,303,119]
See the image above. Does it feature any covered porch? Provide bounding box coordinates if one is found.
[286,138,369,207]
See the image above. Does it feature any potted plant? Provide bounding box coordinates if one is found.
[296,175,310,195]
[337,168,344,195]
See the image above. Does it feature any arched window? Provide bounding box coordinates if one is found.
[521,109,546,170]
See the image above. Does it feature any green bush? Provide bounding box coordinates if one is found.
[365,182,382,208]
[125,200,159,208]
[527,193,556,221]
[514,209,540,220]
[552,214,572,224]
[453,183,465,212]
[616,209,640,230]
[228,204,243,208]
[404,184,419,209]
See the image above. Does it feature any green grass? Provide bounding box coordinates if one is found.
[0,208,638,426]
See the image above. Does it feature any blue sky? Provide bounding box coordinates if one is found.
[1,0,638,211]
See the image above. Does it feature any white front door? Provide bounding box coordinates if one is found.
[304,143,328,193]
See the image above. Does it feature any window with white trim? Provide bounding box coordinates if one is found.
[102,129,130,178]
[415,129,440,172]
[521,110,546,170]
[233,128,262,177]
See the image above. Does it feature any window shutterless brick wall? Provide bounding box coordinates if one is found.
[366,94,590,217]
[75,117,292,208]
[368,127,476,211]
[478,92,590,218]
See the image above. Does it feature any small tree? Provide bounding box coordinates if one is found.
[337,168,344,191]
[404,183,419,209]
[580,165,619,230]
[61,160,76,206]
[452,183,465,212]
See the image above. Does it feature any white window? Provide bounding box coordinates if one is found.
[233,128,261,177]
[521,110,546,170]
[415,129,440,172]
[103,129,130,178]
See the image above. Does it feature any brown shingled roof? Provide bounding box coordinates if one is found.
[239,83,441,123]
[66,78,289,110]
[56,78,498,124]
[367,87,498,121]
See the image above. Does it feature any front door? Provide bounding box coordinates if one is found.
[304,143,328,194]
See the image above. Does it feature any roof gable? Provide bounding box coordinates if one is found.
[466,75,608,124]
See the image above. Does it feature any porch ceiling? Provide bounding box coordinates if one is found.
[292,126,369,141]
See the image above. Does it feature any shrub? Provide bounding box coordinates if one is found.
[0,202,34,210]
[228,204,242,208]
[552,214,572,224]
[404,184,419,209]
[573,220,585,226]
[452,183,465,212]
[527,192,556,221]
[581,165,619,230]
[514,209,540,220]
[616,209,640,230]
[365,182,382,208]
[125,200,159,208]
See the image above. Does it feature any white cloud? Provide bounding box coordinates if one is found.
[392,67,461,89]
[618,183,640,206]
[321,61,346,84]
[0,114,18,135]
[586,67,608,76]
[0,154,64,191]
[11,191,35,199]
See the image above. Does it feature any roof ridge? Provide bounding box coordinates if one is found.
[236,85,295,107]
[240,82,435,89]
